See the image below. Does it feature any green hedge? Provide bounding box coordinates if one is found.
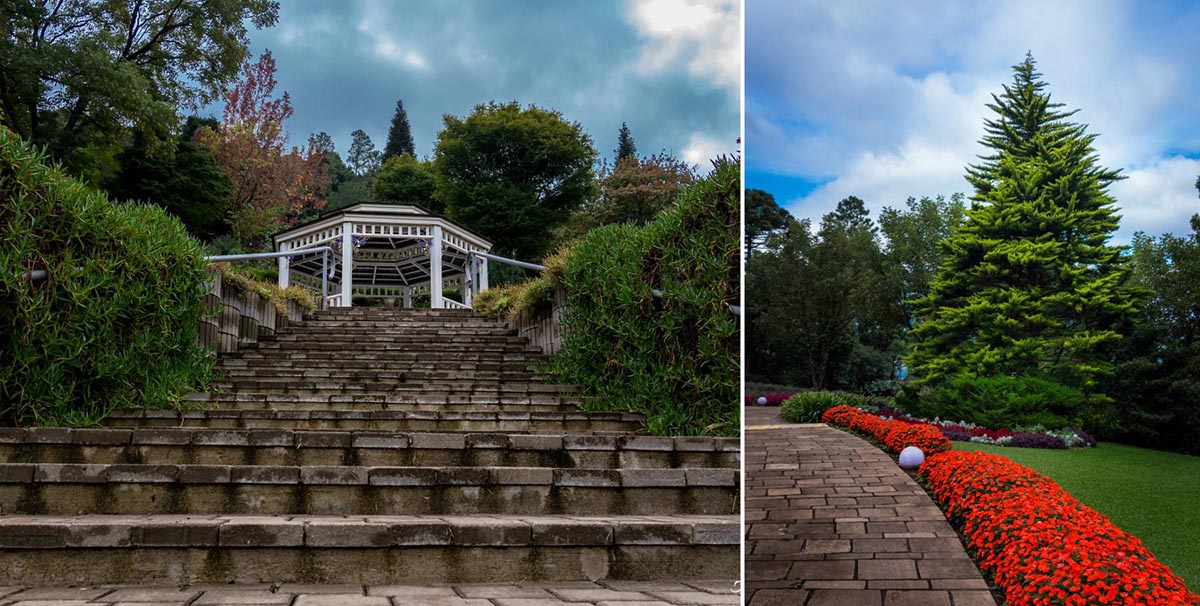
[550,158,739,436]
[895,372,1084,430]
[0,127,214,426]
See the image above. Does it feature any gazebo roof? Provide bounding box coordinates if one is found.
[271,202,492,250]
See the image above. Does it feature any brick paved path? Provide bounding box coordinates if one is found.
[0,581,738,605]
[744,421,997,606]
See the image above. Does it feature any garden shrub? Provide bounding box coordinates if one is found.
[898,372,1083,430]
[0,127,213,426]
[211,263,316,314]
[883,423,952,456]
[781,391,868,422]
[549,158,739,436]
[745,391,792,406]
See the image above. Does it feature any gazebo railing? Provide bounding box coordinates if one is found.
[205,246,335,311]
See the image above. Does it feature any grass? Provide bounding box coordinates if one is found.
[956,441,1200,591]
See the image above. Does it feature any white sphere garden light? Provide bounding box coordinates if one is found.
[898,446,925,469]
[756,396,767,406]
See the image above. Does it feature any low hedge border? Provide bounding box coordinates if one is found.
[822,404,1199,605]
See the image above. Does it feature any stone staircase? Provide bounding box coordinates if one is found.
[0,308,740,586]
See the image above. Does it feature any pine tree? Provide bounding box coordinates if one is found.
[615,122,637,162]
[906,54,1141,405]
[384,99,415,158]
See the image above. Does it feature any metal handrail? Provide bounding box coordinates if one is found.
[466,251,738,316]
[205,246,335,311]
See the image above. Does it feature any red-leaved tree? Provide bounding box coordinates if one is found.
[196,50,329,246]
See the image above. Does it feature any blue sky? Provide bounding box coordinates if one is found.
[747,0,1200,241]
[202,0,740,168]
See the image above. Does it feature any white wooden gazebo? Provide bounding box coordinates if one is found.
[272,203,492,308]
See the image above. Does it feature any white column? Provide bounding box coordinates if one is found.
[430,225,443,309]
[479,257,489,292]
[340,222,353,307]
[277,241,290,288]
[402,286,413,308]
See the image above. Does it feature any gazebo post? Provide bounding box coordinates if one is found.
[277,241,290,288]
[480,258,489,292]
[402,286,412,308]
[431,225,443,309]
[340,222,353,307]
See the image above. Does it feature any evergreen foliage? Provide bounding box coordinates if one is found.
[906,55,1141,420]
[615,122,637,161]
[0,127,213,426]
[384,99,416,158]
[549,158,739,436]
[347,129,382,176]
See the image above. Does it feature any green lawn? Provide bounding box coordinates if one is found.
[956,441,1200,591]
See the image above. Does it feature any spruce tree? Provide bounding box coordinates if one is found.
[615,122,637,162]
[384,98,415,158]
[906,54,1140,406]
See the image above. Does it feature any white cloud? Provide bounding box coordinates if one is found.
[682,132,732,165]
[356,5,432,72]
[750,0,1200,238]
[627,0,741,93]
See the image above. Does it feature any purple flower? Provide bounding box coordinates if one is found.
[1007,432,1068,449]
[942,430,973,442]
[1069,427,1098,448]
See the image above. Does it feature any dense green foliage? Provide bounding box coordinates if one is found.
[746,194,964,392]
[1101,219,1200,454]
[907,56,1141,423]
[744,188,792,259]
[0,0,278,182]
[780,391,870,423]
[383,98,415,158]
[958,441,1200,590]
[559,153,696,242]
[435,101,597,261]
[549,158,739,436]
[374,153,439,212]
[0,127,213,426]
[107,117,233,241]
[897,373,1082,430]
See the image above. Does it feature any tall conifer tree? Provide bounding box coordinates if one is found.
[384,98,415,158]
[906,54,1140,404]
[615,122,637,162]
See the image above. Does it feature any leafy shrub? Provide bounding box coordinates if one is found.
[781,391,868,422]
[0,127,214,426]
[921,451,1197,605]
[211,263,316,314]
[898,373,1083,430]
[1005,432,1068,449]
[474,244,570,320]
[550,158,739,436]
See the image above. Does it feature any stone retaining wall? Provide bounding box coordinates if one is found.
[506,287,568,356]
[198,269,308,354]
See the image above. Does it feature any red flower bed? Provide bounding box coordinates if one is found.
[822,406,949,455]
[884,423,952,456]
[921,451,1199,606]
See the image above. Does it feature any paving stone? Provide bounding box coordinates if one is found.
[192,591,294,605]
[292,596,388,606]
[806,589,882,606]
[99,588,203,602]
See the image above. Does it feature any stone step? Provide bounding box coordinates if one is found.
[200,390,580,404]
[259,334,531,345]
[206,378,578,394]
[217,367,554,381]
[193,399,580,413]
[224,350,546,361]
[238,342,544,354]
[274,326,519,336]
[0,428,740,469]
[218,358,542,372]
[290,319,511,328]
[101,409,646,433]
[0,463,737,515]
[0,514,739,585]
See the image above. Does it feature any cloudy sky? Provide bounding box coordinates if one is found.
[747,0,1200,241]
[207,0,739,169]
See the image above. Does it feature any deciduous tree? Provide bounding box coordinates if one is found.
[434,101,596,259]
[347,129,382,176]
[194,51,328,247]
[374,153,438,211]
[0,0,278,179]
